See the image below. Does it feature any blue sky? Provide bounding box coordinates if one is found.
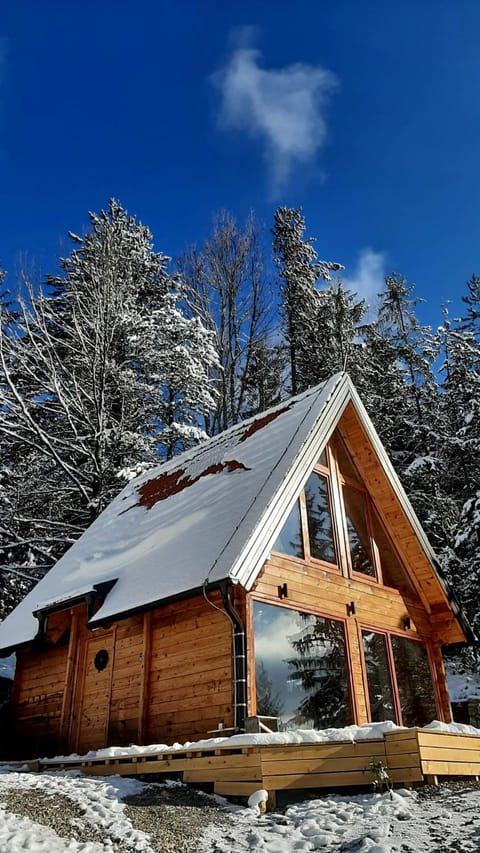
[1,1,480,326]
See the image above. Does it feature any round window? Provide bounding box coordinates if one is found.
[94,649,109,671]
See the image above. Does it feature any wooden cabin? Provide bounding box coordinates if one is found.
[0,374,471,758]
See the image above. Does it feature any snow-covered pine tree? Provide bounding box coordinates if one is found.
[307,280,368,385]
[439,289,480,669]
[242,337,284,418]
[140,286,219,459]
[460,273,480,333]
[355,320,410,460]
[372,273,450,549]
[0,275,51,612]
[272,207,344,394]
[0,202,218,608]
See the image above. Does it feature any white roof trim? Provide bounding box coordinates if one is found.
[231,373,351,589]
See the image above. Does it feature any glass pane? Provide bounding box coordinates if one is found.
[391,636,438,726]
[372,510,415,595]
[343,486,375,577]
[272,501,304,558]
[254,602,353,729]
[317,448,328,468]
[362,631,396,722]
[333,434,362,484]
[304,472,337,564]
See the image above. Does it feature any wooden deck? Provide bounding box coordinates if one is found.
[13,729,480,800]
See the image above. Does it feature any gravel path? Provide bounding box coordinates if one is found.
[122,783,233,852]
[0,778,235,852]
[0,789,126,850]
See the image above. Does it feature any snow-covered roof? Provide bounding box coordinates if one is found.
[0,372,469,652]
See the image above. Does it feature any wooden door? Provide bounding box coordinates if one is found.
[72,630,115,754]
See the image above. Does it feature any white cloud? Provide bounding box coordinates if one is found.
[211,31,338,195]
[343,248,386,316]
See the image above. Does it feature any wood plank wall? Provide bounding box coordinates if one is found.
[10,591,235,758]
[146,592,234,745]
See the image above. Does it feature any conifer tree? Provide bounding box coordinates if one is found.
[371,274,449,547]
[0,202,218,609]
[272,207,343,394]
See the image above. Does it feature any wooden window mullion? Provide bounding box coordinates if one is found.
[298,488,310,562]
[385,633,403,726]
[325,445,350,577]
[366,496,383,584]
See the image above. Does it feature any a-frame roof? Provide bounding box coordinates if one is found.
[0,373,470,652]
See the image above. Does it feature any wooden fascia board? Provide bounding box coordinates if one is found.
[231,373,351,591]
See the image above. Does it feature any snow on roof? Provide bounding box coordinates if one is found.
[0,371,469,653]
[33,586,97,614]
[0,375,345,651]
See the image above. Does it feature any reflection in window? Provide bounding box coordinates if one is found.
[304,473,336,564]
[272,501,304,558]
[333,434,361,483]
[372,510,414,595]
[362,631,395,722]
[343,486,375,577]
[391,636,437,726]
[253,601,352,729]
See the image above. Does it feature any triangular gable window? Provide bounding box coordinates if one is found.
[272,451,339,569]
[272,431,416,597]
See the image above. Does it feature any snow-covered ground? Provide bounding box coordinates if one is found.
[1,767,480,852]
[2,722,480,851]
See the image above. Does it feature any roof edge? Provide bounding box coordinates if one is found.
[231,372,351,589]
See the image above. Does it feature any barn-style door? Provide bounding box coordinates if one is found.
[71,629,115,754]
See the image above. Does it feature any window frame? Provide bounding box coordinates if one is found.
[358,622,442,726]
[271,434,415,594]
[249,595,358,725]
[339,479,381,582]
[271,447,343,576]
[300,459,342,572]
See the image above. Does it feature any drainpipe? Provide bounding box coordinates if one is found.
[208,580,246,732]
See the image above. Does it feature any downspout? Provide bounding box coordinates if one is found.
[203,579,247,732]
[219,580,247,732]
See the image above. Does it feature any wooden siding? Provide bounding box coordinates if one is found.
[146,592,234,745]
[11,592,234,757]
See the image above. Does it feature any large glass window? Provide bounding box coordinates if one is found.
[332,434,361,484]
[304,472,337,564]
[362,631,395,722]
[272,501,304,559]
[371,510,415,595]
[363,630,438,726]
[271,434,417,596]
[253,601,353,730]
[391,636,438,727]
[343,486,375,578]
